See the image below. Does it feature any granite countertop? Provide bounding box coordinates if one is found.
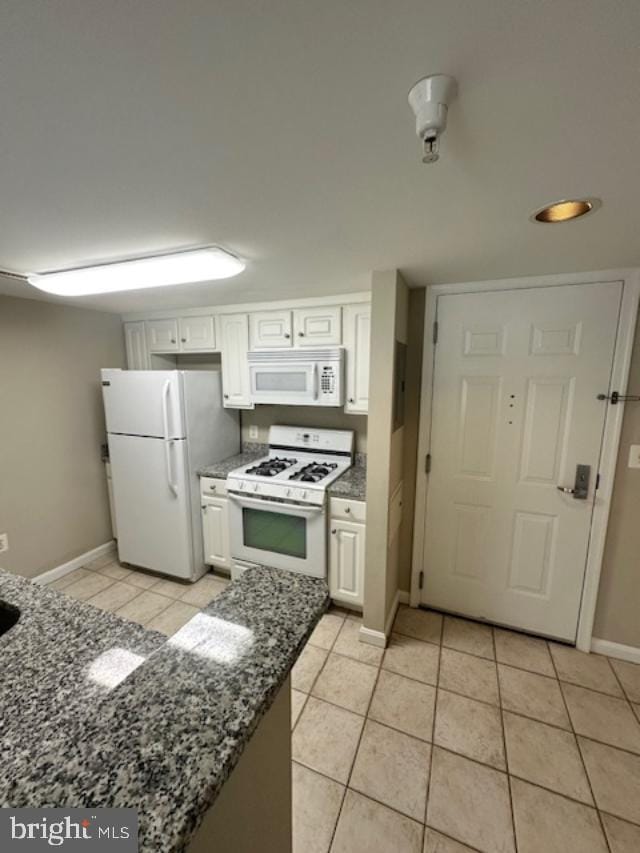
[327,464,367,501]
[197,447,265,479]
[0,566,328,852]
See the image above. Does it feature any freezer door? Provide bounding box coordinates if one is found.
[101,369,185,438]
[109,433,194,579]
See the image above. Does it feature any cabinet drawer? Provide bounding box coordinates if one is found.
[200,477,228,497]
[330,497,366,524]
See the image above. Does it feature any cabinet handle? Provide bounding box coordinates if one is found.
[171,338,176,344]
[201,505,207,511]
[345,507,351,513]
[348,397,355,404]
[181,338,187,343]
[224,393,229,399]
[331,529,337,534]
[284,333,291,339]
[298,331,304,337]
[210,485,216,492]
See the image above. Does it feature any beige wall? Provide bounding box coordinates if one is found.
[0,295,125,578]
[241,406,367,454]
[364,270,410,636]
[593,313,640,647]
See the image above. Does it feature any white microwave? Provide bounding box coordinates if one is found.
[248,348,344,406]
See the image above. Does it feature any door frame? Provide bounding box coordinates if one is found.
[410,268,640,651]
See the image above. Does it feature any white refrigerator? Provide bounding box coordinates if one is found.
[101,369,239,581]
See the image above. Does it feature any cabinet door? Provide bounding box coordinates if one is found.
[146,319,179,352]
[202,497,231,569]
[249,310,293,349]
[124,321,149,369]
[293,306,342,346]
[219,313,254,409]
[329,519,365,607]
[343,304,371,414]
[179,316,216,351]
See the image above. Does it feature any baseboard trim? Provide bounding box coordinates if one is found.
[358,626,387,649]
[359,589,410,650]
[591,637,640,664]
[35,541,116,585]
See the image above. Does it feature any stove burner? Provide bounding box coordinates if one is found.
[245,457,297,477]
[288,461,338,483]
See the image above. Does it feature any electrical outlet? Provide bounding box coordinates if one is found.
[249,425,259,440]
[0,533,8,554]
[628,444,640,469]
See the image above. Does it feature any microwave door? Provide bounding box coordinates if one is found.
[250,362,316,405]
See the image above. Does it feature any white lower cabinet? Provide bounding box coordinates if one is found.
[329,498,365,607]
[201,482,231,570]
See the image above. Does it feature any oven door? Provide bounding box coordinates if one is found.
[228,493,326,577]
[249,362,319,405]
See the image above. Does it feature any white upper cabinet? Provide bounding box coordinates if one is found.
[219,313,254,409]
[343,303,371,414]
[249,310,293,349]
[178,316,216,351]
[124,321,150,369]
[146,319,179,353]
[293,306,342,346]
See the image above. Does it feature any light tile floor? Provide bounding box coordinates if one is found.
[49,550,230,634]
[51,558,640,852]
[293,604,640,853]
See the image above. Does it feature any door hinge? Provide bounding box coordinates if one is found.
[425,453,432,474]
[432,320,439,345]
[419,571,424,590]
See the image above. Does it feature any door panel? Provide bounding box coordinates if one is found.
[109,434,193,578]
[102,369,185,438]
[422,281,622,640]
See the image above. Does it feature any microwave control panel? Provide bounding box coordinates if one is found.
[319,364,340,402]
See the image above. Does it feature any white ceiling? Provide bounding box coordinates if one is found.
[1,0,639,314]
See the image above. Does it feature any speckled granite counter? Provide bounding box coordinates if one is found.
[327,464,367,501]
[0,566,328,852]
[198,448,265,479]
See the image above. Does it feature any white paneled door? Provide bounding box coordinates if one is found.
[422,282,622,641]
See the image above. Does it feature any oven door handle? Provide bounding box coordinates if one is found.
[228,492,325,515]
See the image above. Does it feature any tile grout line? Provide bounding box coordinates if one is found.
[494,626,519,853]
[547,639,613,853]
[423,612,444,836]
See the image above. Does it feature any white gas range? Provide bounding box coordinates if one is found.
[227,425,354,578]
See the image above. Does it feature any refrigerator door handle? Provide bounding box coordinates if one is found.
[161,380,171,440]
[161,381,178,496]
[165,439,179,497]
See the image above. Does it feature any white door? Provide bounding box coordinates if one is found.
[179,316,216,351]
[219,314,253,409]
[343,304,371,413]
[249,310,293,348]
[102,369,185,438]
[294,306,342,346]
[109,434,193,578]
[422,282,622,641]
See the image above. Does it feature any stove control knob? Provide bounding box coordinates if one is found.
[286,488,292,497]
[253,483,260,492]
[300,490,307,500]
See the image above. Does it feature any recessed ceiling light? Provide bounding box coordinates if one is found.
[27,246,245,296]
[532,198,601,224]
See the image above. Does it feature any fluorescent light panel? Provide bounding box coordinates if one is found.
[27,247,245,296]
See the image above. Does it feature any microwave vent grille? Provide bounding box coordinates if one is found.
[248,348,343,363]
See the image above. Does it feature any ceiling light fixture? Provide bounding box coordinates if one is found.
[532,198,601,224]
[27,246,245,296]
